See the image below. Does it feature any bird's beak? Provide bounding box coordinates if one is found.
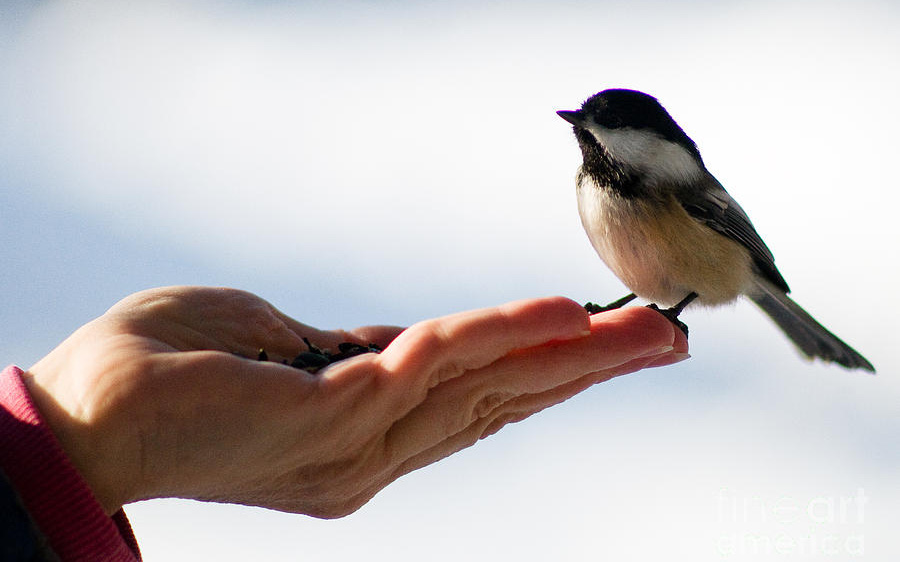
[556,110,585,127]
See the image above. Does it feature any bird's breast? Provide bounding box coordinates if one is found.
[576,174,754,307]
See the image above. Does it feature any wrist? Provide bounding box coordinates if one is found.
[24,349,137,515]
[0,365,141,560]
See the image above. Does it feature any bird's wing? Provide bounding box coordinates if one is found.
[678,174,791,293]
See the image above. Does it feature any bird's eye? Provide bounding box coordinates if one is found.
[600,114,624,129]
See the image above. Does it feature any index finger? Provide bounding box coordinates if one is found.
[377,296,591,394]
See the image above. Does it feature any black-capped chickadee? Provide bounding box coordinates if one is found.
[558,88,874,372]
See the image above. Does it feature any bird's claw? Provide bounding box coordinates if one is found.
[584,293,638,315]
[584,302,611,314]
[646,303,690,338]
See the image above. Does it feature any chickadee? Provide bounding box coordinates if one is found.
[557,88,874,372]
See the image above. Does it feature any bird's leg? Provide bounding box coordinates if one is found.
[646,292,698,338]
[584,293,637,315]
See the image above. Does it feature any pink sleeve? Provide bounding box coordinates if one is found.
[0,365,142,561]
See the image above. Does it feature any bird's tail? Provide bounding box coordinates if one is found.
[749,279,874,372]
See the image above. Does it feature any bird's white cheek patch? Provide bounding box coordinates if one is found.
[584,124,703,184]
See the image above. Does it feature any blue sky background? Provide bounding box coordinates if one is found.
[2,1,898,559]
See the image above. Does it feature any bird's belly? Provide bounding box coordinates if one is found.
[577,185,753,307]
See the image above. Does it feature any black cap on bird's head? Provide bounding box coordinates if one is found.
[557,88,702,164]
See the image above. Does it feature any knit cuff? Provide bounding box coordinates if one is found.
[0,365,141,561]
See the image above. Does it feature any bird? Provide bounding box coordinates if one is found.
[557,88,874,372]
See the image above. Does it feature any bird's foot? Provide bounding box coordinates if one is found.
[584,293,637,315]
[645,292,698,338]
[646,303,690,338]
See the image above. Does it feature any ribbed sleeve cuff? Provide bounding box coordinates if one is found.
[0,365,141,561]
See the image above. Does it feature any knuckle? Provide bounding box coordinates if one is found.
[468,389,515,423]
[479,410,528,440]
[386,319,460,386]
[409,319,451,356]
[432,359,466,386]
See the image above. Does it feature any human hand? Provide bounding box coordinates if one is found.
[24,286,687,518]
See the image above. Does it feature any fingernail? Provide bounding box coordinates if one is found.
[556,329,593,341]
[638,345,674,358]
[646,352,691,368]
